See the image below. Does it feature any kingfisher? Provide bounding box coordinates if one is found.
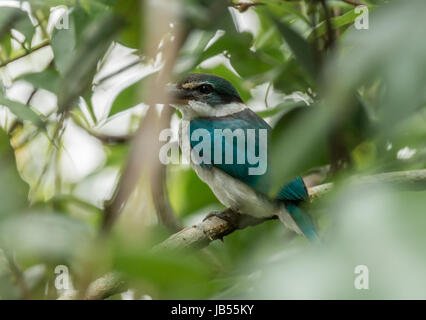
[169,73,319,242]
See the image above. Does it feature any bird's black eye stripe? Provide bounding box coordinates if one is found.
[197,84,214,94]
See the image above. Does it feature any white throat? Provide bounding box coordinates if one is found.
[171,101,247,120]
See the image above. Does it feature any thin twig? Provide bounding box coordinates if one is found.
[264,82,272,108]
[0,41,50,69]
[150,162,183,232]
[319,0,335,49]
[94,58,142,86]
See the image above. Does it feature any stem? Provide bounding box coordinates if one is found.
[0,41,50,69]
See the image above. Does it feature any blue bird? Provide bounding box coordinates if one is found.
[169,73,319,242]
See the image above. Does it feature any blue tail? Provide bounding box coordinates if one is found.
[285,203,320,242]
[276,176,320,242]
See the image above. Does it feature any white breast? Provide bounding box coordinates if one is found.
[192,162,275,218]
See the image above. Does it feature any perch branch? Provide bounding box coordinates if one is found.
[73,169,426,300]
[155,169,426,251]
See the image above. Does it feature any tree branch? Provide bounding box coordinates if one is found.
[70,169,426,300]
[0,41,50,69]
[155,169,426,251]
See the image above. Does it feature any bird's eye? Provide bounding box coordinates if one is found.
[198,84,213,94]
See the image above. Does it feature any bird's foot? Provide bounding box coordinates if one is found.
[203,209,241,241]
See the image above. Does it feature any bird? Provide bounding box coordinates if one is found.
[169,73,319,242]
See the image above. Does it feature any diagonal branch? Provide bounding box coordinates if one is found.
[68,169,426,300]
[155,169,426,251]
[0,41,50,69]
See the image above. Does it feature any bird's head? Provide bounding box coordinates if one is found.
[169,73,245,119]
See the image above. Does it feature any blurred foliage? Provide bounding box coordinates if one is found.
[0,0,425,300]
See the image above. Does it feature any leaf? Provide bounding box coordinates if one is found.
[0,95,44,128]
[307,8,361,40]
[109,72,156,116]
[51,8,76,75]
[0,213,93,261]
[258,0,311,26]
[73,1,110,39]
[17,68,60,94]
[105,143,130,167]
[269,104,329,193]
[109,79,143,117]
[0,130,29,218]
[0,35,12,59]
[0,7,26,39]
[197,32,273,78]
[14,12,35,43]
[113,246,216,298]
[112,0,144,49]
[270,15,319,80]
[57,13,123,112]
[273,58,314,93]
[256,100,307,118]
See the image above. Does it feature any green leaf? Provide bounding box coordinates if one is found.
[0,130,29,218]
[109,72,156,116]
[17,68,60,94]
[0,95,44,128]
[57,13,123,112]
[14,12,35,43]
[109,80,143,116]
[259,0,311,26]
[307,8,360,40]
[73,2,111,40]
[113,0,144,49]
[51,9,76,75]
[269,104,329,193]
[0,213,93,261]
[256,100,308,118]
[197,32,273,78]
[113,246,215,298]
[0,7,26,39]
[0,35,12,59]
[105,143,130,167]
[270,15,319,80]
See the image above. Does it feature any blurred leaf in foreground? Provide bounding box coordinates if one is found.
[0,130,29,218]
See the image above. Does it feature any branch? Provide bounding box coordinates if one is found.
[156,169,426,251]
[150,162,183,232]
[58,272,126,300]
[76,169,426,300]
[0,41,50,69]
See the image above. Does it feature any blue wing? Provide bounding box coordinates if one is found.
[189,109,272,195]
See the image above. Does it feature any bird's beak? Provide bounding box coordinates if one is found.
[167,83,191,105]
